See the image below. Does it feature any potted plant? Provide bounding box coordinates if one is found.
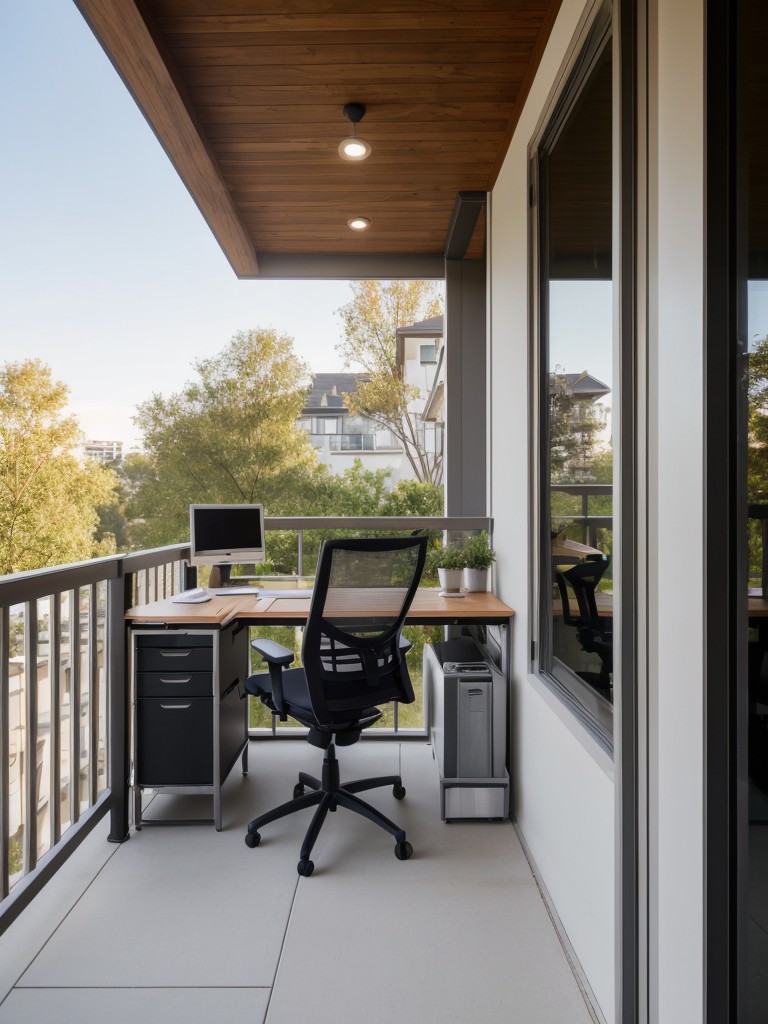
[428,543,467,593]
[462,532,495,592]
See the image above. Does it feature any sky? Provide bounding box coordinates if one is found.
[4,4,768,458]
[0,1,355,452]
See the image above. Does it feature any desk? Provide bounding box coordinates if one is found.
[126,589,515,830]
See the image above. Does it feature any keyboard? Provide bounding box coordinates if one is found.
[210,587,314,600]
[210,587,265,596]
[171,587,211,604]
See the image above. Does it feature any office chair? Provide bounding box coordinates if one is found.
[244,535,428,876]
[555,557,613,688]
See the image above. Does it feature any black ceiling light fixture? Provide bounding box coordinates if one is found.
[338,102,371,162]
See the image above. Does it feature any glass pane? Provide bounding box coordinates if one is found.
[540,32,614,712]
[95,581,108,796]
[78,586,91,812]
[36,597,52,860]
[8,603,26,889]
[743,0,768,1013]
[59,591,72,831]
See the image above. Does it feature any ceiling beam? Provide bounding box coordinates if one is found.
[254,253,445,281]
[444,192,487,260]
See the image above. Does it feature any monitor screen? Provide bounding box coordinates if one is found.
[189,504,265,567]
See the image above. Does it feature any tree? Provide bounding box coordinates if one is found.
[130,330,318,547]
[336,280,444,485]
[549,369,607,482]
[0,360,117,574]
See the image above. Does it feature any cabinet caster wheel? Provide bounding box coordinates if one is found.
[395,840,413,861]
[393,784,406,800]
[293,783,305,799]
[245,831,261,848]
[297,858,314,877]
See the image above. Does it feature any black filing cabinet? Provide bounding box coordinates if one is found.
[132,623,248,830]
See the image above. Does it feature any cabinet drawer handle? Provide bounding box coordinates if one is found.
[160,703,192,710]
[159,677,192,684]
[159,651,192,658]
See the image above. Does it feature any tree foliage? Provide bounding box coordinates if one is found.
[130,330,318,547]
[549,370,607,482]
[336,280,444,485]
[0,359,117,574]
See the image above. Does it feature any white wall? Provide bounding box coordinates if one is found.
[648,0,705,1019]
[489,1,617,1019]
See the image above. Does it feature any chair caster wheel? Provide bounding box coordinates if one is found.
[293,783,305,799]
[395,840,413,861]
[393,784,406,800]
[245,831,261,848]
[297,858,314,877]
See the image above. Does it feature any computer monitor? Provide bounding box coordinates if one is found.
[189,504,266,575]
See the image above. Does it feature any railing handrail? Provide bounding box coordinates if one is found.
[0,517,492,597]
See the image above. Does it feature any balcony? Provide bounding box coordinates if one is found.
[0,516,601,1023]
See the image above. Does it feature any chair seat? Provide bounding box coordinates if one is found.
[245,668,382,736]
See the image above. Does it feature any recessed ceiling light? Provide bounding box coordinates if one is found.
[339,102,371,162]
[347,216,372,231]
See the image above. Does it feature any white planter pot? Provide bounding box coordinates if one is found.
[463,567,489,592]
[438,568,463,593]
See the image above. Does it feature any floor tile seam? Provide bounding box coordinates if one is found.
[0,831,125,1012]
[262,871,302,1022]
[12,984,271,991]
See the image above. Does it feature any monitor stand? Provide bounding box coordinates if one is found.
[207,564,231,589]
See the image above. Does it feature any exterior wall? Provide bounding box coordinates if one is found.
[490,1,707,1021]
[312,448,412,483]
[489,0,617,1018]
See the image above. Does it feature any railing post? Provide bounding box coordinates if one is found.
[107,572,130,843]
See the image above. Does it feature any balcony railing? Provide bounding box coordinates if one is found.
[0,515,490,935]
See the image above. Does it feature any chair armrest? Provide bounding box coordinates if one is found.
[251,638,295,665]
[250,638,293,721]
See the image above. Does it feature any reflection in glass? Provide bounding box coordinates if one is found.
[742,0,768,1013]
[78,585,91,812]
[8,604,26,889]
[36,597,52,860]
[59,590,72,831]
[540,35,614,705]
[96,581,108,796]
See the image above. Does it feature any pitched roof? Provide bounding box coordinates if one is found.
[554,372,611,398]
[396,315,444,337]
[304,372,365,411]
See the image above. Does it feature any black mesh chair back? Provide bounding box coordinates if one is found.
[301,537,426,726]
[556,558,613,687]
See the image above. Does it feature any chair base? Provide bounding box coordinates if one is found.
[244,742,413,875]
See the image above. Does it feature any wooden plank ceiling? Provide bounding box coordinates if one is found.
[74,0,562,277]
